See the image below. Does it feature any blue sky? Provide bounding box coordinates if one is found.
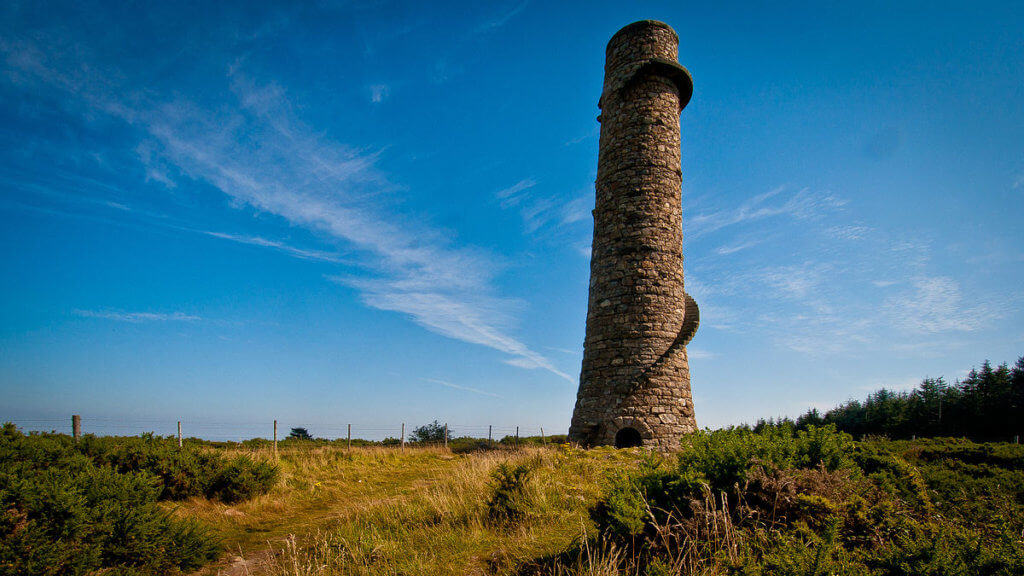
[2,1,1022,440]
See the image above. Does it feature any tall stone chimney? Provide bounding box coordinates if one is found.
[568,20,699,449]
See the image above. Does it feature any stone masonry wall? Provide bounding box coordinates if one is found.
[568,20,699,450]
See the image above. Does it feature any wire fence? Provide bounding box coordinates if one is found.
[2,416,566,444]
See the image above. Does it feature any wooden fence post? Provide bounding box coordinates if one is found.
[177,421,182,448]
[541,427,546,445]
[273,420,278,460]
[401,423,405,451]
[444,423,448,449]
[347,424,352,450]
[515,426,519,448]
[488,425,492,443]
[72,414,81,442]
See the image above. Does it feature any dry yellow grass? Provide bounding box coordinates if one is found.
[177,444,649,576]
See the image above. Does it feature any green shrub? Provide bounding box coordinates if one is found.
[0,425,220,575]
[410,421,447,443]
[77,432,278,502]
[675,424,854,493]
[208,455,279,504]
[581,428,1024,576]
[486,462,533,523]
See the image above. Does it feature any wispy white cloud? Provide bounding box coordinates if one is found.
[74,309,200,322]
[422,378,500,398]
[369,84,390,103]
[545,346,580,356]
[496,180,590,235]
[202,231,347,264]
[344,282,573,382]
[681,275,740,332]
[686,348,716,360]
[689,186,845,239]
[827,225,870,240]
[473,1,529,34]
[714,239,761,255]
[136,141,177,188]
[4,32,569,383]
[520,196,557,233]
[757,263,831,304]
[560,195,592,225]
[884,276,998,334]
[563,125,599,146]
[496,179,536,209]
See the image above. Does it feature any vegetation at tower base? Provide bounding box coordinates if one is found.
[0,424,277,575]
[785,355,1024,442]
[553,425,1024,576]
[5,422,1021,575]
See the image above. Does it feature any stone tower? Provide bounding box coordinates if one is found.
[568,20,699,450]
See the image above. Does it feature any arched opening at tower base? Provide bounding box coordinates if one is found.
[614,427,643,448]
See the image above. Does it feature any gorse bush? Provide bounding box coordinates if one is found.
[77,432,279,503]
[208,455,280,504]
[676,423,855,489]
[0,424,220,575]
[593,424,855,539]
[486,462,533,523]
[583,425,1024,576]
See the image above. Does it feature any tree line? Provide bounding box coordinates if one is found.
[763,355,1024,441]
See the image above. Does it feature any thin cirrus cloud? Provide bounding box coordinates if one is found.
[74,310,200,323]
[472,0,529,35]
[884,276,998,334]
[3,30,571,384]
[495,179,591,235]
[422,378,500,398]
[201,231,349,264]
[496,179,536,209]
[369,84,390,103]
[688,185,846,239]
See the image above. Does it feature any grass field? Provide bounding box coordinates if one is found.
[176,432,1024,576]
[179,444,644,575]
[5,427,1023,575]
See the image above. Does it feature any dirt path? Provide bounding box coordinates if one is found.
[191,546,276,576]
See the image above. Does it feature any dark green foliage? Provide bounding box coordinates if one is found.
[486,462,533,523]
[790,355,1024,441]
[0,423,220,575]
[77,432,278,502]
[586,426,1024,575]
[288,427,313,440]
[498,434,567,447]
[207,455,280,504]
[592,425,855,539]
[410,420,447,443]
[449,437,497,453]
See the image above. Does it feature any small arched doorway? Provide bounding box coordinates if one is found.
[614,427,643,448]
